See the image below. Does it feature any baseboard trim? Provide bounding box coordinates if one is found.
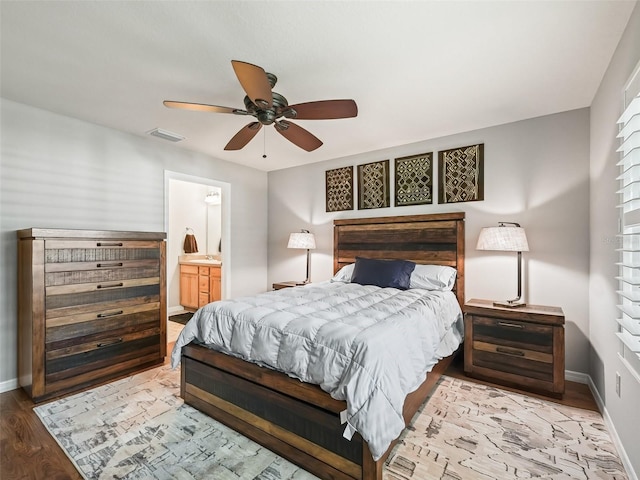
[0,378,18,394]
[168,305,184,316]
[565,369,590,384]
[585,373,638,480]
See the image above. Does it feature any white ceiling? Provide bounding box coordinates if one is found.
[1,1,635,172]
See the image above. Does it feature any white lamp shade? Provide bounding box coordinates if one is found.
[477,226,529,252]
[287,232,316,250]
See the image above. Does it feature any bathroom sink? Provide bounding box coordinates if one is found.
[184,259,221,265]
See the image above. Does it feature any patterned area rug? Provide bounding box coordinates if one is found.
[34,366,627,480]
[34,365,317,479]
[387,376,628,480]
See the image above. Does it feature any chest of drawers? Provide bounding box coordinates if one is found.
[18,228,167,402]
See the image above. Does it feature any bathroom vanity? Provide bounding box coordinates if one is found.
[179,256,221,310]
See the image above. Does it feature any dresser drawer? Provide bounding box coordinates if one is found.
[44,239,161,259]
[45,262,160,285]
[45,282,160,318]
[45,330,161,384]
[46,303,160,343]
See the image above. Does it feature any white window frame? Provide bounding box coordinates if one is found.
[616,60,640,382]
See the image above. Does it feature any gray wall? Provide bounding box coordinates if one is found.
[0,99,268,390]
[590,2,640,475]
[268,108,590,375]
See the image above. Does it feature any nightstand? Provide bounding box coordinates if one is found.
[272,281,307,290]
[463,298,565,396]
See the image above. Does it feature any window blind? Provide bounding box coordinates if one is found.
[616,92,640,380]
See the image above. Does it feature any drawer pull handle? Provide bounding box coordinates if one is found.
[96,242,123,247]
[497,321,524,329]
[97,338,123,348]
[97,310,123,318]
[97,262,123,268]
[96,282,124,289]
[496,347,525,357]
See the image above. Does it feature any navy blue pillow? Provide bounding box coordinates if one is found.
[351,257,416,290]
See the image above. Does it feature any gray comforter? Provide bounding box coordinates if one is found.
[171,281,463,460]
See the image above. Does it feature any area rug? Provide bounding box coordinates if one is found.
[34,365,317,479]
[34,366,628,480]
[386,376,628,480]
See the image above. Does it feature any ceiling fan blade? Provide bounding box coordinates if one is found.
[231,60,273,109]
[275,121,323,152]
[224,122,262,150]
[163,100,247,115]
[286,99,358,120]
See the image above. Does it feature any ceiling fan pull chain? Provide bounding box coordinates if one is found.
[263,128,267,159]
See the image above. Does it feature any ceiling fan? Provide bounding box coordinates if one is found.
[164,60,358,152]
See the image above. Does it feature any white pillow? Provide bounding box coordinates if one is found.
[410,264,457,291]
[331,263,355,282]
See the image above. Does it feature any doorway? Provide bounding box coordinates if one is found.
[164,171,231,343]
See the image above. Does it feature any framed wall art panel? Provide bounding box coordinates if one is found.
[357,160,390,210]
[394,152,433,206]
[325,166,354,212]
[438,143,484,204]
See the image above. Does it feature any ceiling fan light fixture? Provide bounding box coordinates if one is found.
[275,120,290,131]
[255,99,271,109]
[282,108,297,119]
[147,128,185,142]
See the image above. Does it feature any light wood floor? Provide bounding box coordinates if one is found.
[0,348,598,479]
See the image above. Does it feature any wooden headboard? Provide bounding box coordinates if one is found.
[333,212,465,306]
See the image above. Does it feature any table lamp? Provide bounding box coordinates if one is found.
[476,222,529,307]
[287,229,316,284]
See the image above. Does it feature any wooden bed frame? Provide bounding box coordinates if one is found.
[180,212,465,480]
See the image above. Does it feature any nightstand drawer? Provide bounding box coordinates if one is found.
[472,316,553,353]
[472,341,552,363]
[473,348,554,382]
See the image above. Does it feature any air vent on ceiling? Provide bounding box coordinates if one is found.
[147,128,185,142]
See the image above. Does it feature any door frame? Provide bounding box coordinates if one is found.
[164,170,231,311]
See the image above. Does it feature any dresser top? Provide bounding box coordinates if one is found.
[17,228,166,240]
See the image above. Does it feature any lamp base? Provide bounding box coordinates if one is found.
[493,300,527,308]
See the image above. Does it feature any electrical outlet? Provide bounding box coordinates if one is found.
[616,372,621,396]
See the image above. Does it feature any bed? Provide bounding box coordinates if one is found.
[174,212,465,480]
